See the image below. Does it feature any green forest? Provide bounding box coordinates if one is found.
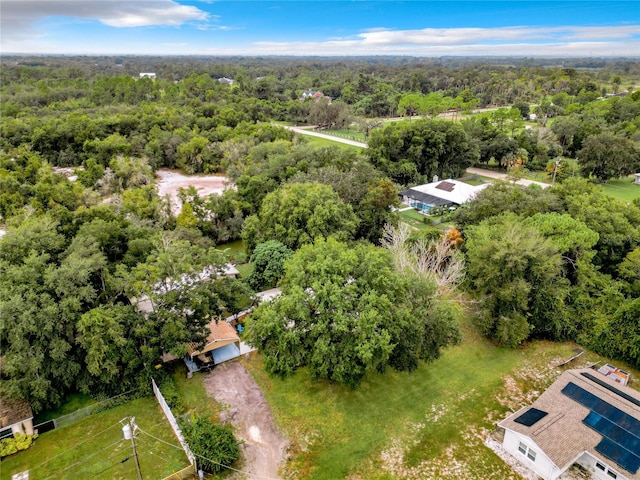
[1,55,639,423]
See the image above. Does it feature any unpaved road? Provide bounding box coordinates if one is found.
[203,362,288,479]
[283,125,368,148]
[466,167,551,189]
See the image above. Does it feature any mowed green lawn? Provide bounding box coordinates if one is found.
[397,208,430,231]
[1,397,191,480]
[244,315,640,480]
[601,176,640,202]
[397,208,451,233]
[299,135,364,150]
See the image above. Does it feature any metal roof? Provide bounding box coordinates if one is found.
[399,188,451,206]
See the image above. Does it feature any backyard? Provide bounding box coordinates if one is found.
[243,312,640,480]
[397,207,453,233]
[1,397,191,480]
[600,175,640,202]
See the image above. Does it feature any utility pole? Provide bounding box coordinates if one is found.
[552,158,561,184]
[122,417,143,480]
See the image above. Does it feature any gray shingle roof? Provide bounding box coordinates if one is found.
[499,368,640,478]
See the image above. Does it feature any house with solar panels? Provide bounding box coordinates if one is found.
[498,368,640,480]
[399,179,488,213]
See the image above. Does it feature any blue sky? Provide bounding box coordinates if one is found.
[1,1,639,56]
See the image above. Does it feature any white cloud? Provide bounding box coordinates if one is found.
[1,7,638,57]
[1,0,209,48]
[241,25,640,57]
[355,25,640,46]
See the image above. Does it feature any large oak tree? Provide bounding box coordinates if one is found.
[246,238,460,387]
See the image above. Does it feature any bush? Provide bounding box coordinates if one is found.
[159,377,184,414]
[181,414,240,473]
[0,433,38,458]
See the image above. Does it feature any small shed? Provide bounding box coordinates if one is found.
[187,319,241,366]
[0,396,33,439]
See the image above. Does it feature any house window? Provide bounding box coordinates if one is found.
[517,441,536,463]
[596,461,618,479]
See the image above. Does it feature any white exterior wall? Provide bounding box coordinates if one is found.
[9,418,33,436]
[575,452,628,480]
[503,429,561,480]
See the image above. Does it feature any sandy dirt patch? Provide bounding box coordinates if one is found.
[155,169,231,215]
[202,362,288,480]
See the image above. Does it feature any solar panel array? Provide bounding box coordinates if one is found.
[514,407,548,427]
[435,181,456,192]
[561,381,640,474]
[581,371,640,407]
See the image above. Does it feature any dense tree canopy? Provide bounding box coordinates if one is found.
[0,216,104,411]
[246,238,460,387]
[465,214,568,346]
[577,133,639,181]
[1,55,639,411]
[367,119,478,185]
[247,240,293,291]
[241,182,359,253]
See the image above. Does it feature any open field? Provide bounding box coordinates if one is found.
[601,176,640,202]
[299,133,364,150]
[244,313,640,480]
[1,397,191,480]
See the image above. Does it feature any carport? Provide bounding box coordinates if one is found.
[187,320,241,368]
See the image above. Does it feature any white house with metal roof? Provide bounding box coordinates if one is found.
[498,368,640,480]
[399,179,488,213]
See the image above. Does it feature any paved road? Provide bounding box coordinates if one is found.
[283,125,368,148]
[466,167,551,189]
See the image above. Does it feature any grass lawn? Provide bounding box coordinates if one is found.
[171,365,220,420]
[300,135,363,150]
[322,128,367,142]
[601,176,640,202]
[1,397,191,480]
[215,239,246,263]
[244,313,640,480]
[397,209,451,233]
[397,208,431,232]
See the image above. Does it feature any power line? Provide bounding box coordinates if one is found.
[41,438,125,480]
[86,455,132,480]
[136,436,189,471]
[28,421,122,472]
[137,427,281,480]
[29,411,175,478]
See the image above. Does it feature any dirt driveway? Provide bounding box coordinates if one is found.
[202,362,288,479]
